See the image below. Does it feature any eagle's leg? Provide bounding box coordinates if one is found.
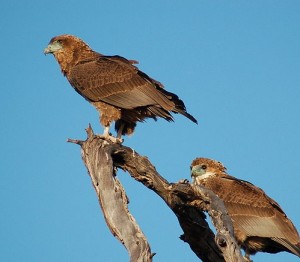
[103,126,110,137]
[244,252,253,262]
[94,103,123,143]
[116,123,125,139]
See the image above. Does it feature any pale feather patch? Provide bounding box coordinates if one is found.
[238,216,285,238]
[195,171,216,181]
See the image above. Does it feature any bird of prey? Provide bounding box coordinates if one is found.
[44,34,197,141]
[190,157,300,260]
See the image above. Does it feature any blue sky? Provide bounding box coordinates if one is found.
[1,1,300,261]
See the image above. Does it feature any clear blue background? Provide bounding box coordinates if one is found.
[1,1,299,261]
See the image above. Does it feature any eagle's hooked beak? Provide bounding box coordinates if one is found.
[191,165,199,175]
[190,166,198,182]
[44,41,63,55]
[191,165,206,179]
[44,46,52,55]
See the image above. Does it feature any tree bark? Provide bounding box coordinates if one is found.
[68,126,245,262]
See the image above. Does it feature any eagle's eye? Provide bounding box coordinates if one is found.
[53,39,63,46]
[201,164,207,170]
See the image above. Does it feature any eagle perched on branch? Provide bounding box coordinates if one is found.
[191,157,300,260]
[44,34,197,141]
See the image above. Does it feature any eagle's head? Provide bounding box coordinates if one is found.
[190,157,226,184]
[44,34,91,55]
[44,34,94,75]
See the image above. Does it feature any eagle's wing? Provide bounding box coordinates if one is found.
[209,175,299,243]
[67,56,173,110]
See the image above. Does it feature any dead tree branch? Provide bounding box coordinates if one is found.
[68,126,245,262]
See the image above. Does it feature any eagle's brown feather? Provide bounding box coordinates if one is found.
[191,157,300,258]
[45,34,197,138]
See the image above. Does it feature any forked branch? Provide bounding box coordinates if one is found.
[68,126,245,262]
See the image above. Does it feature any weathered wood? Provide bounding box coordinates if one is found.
[69,127,245,262]
[194,185,246,262]
[177,184,246,262]
[72,127,153,262]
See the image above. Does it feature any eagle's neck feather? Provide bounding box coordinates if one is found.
[200,171,216,180]
[55,47,98,76]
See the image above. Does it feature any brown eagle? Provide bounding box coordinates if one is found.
[191,157,300,260]
[44,34,197,141]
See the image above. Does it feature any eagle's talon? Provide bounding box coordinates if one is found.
[97,134,123,144]
[178,179,189,184]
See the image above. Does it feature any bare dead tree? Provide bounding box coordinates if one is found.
[68,126,245,262]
